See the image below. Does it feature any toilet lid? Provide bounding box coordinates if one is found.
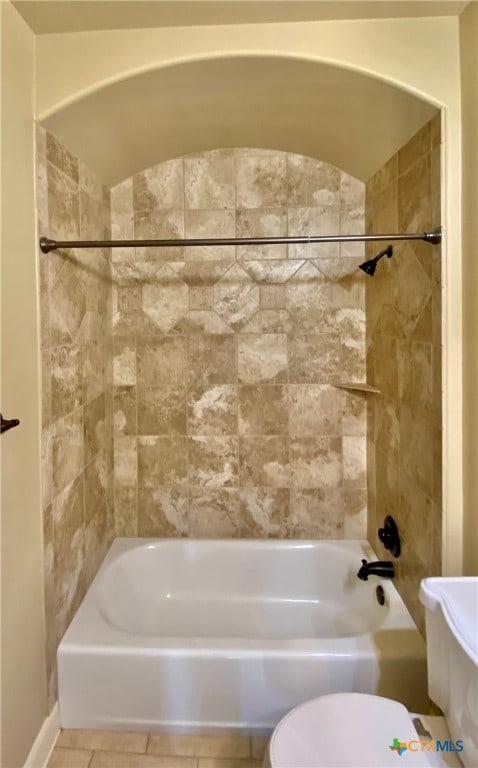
[270,693,432,768]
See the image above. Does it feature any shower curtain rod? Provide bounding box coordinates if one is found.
[39,228,442,254]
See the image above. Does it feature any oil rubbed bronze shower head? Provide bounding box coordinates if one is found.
[358,244,393,276]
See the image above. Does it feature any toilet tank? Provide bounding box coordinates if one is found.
[420,578,478,768]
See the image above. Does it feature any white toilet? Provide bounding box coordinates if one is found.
[267,577,478,768]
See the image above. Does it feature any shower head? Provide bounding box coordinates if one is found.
[359,245,393,276]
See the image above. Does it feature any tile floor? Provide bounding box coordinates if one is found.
[47,729,268,768]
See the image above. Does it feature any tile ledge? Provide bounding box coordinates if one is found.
[333,382,381,394]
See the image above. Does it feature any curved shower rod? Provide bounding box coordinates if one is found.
[39,228,441,254]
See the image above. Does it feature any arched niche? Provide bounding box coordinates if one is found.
[40,55,438,187]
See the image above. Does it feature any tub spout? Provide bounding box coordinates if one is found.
[357,559,395,581]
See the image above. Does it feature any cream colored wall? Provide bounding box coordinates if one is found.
[0,3,47,766]
[34,16,463,574]
[460,1,478,576]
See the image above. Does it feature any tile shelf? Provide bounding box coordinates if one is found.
[333,382,382,394]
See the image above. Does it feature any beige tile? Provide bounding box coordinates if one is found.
[137,337,187,388]
[286,488,343,538]
[114,386,137,435]
[91,752,195,768]
[190,285,214,310]
[138,436,188,487]
[288,333,342,383]
[138,385,187,436]
[198,762,261,768]
[238,385,288,436]
[57,730,148,753]
[288,154,340,207]
[51,409,84,496]
[251,736,270,760]
[148,733,250,759]
[133,159,184,211]
[235,155,287,209]
[398,121,431,176]
[188,436,239,487]
[260,285,285,309]
[47,747,92,768]
[237,334,287,384]
[343,435,367,488]
[138,486,188,536]
[239,436,289,487]
[188,385,238,436]
[290,436,342,490]
[188,335,236,387]
[142,266,189,333]
[214,263,260,330]
[287,206,340,260]
[47,133,79,182]
[243,261,302,285]
[184,209,235,261]
[189,487,241,537]
[240,487,288,537]
[236,208,287,261]
[184,156,235,210]
[134,209,184,261]
[289,385,341,438]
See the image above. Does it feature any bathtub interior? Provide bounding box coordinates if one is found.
[97,539,392,639]
[57,538,428,732]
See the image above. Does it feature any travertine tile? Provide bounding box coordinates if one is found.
[47,747,92,768]
[189,487,241,537]
[148,733,250,758]
[239,436,289,487]
[114,486,137,536]
[188,385,237,436]
[185,156,235,209]
[235,155,287,209]
[138,436,188,487]
[47,133,79,182]
[114,434,137,488]
[287,206,340,260]
[135,209,184,261]
[344,488,367,538]
[237,334,287,384]
[51,409,84,496]
[288,333,341,383]
[190,285,214,310]
[343,435,367,488]
[260,285,285,309]
[137,337,187,387]
[290,436,342,489]
[238,385,288,435]
[288,385,341,438]
[240,487,287,537]
[142,266,189,332]
[138,385,187,435]
[133,159,184,211]
[286,488,343,538]
[288,155,341,207]
[188,437,239,487]
[138,487,188,536]
[114,386,137,435]
[184,209,235,261]
[214,264,260,329]
[236,208,287,261]
[188,335,236,387]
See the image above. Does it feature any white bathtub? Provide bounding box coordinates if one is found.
[58,538,427,732]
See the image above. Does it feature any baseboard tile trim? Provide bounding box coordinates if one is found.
[24,702,59,768]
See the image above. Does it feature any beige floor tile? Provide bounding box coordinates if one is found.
[251,736,270,760]
[47,746,93,768]
[91,752,197,768]
[57,729,148,753]
[147,734,250,759]
[198,760,262,768]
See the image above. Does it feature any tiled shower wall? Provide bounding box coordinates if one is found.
[365,115,442,633]
[111,149,368,539]
[36,129,115,707]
